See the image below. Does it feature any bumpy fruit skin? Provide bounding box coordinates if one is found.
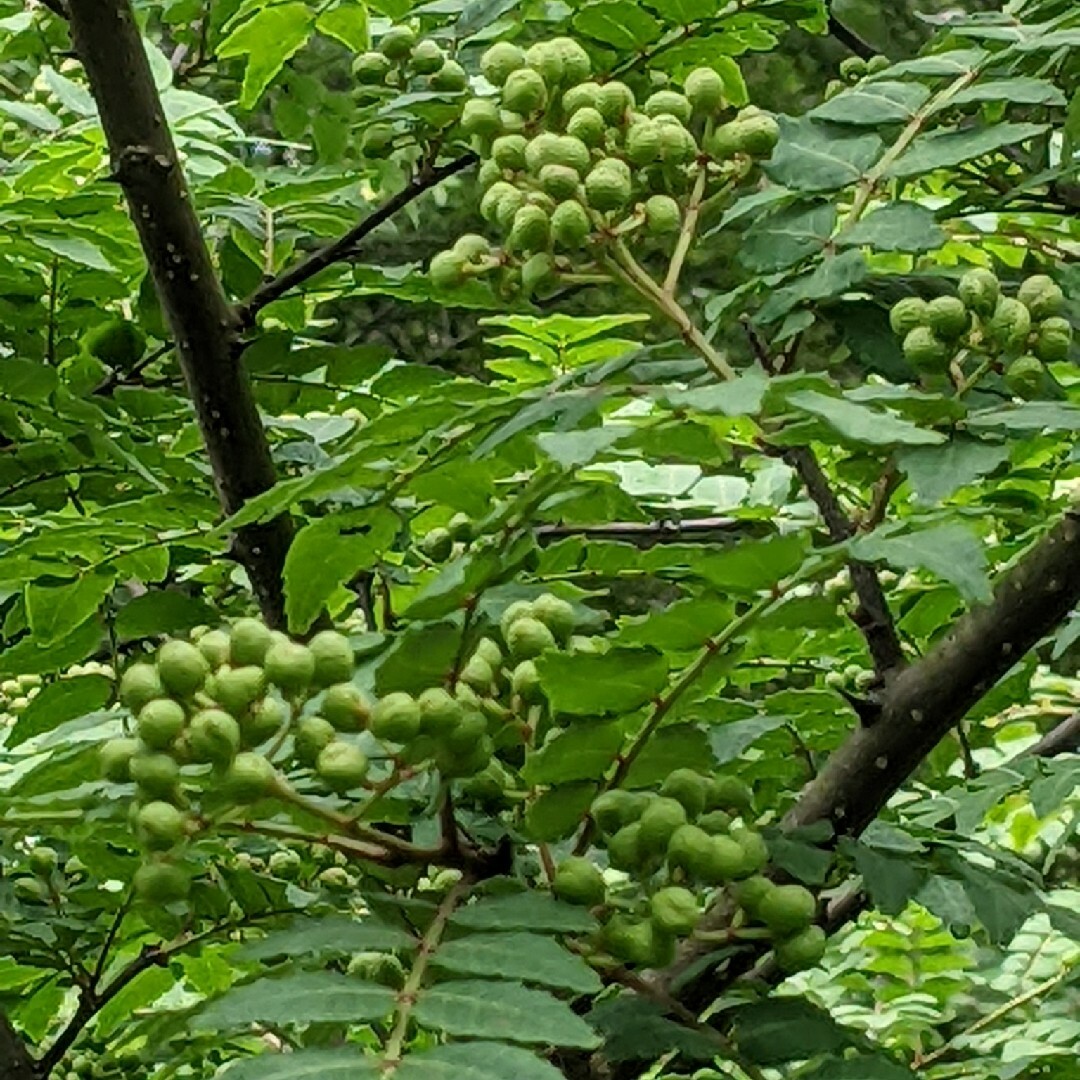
[551,200,591,249]
[225,752,277,802]
[986,297,1033,352]
[215,665,267,717]
[246,696,287,746]
[553,856,606,906]
[775,924,827,973]
[567,106,605,146]
[1017,274,1064,319]
[638,796,689,857]
[1005,355,1045,399]
[626,121,662,165]
[734,113,780,157]
[322,683,371,732]
[927,295,970,340]
[957,267,1000,316]
[379,25,416,61]
[462,98,502,139]
[120,663,164,714]
[430,250,468,290]
[410,39,445,75]
[539,163,580,200]
[531,593,576,642]
[84,318,146,368]
[706,774,754,813]
[294,715,336,766]
[585,164,631,212]
[525,41,565,87]
[597,81,634,124]
[591,790,644,835]
[524,132,560,174]
[552,36,591,85]
[697,809,732,835]
[1033,316,1072,362]
[134,862,190,903]
[903,326,950,369]
[889,296,929,336]
[734,874,774,916]
[230,618,273,667]
[481,42,525,87]
[603,916,661,966]
[644,194,681,235]
[316,740,370,793]
[354,51,393,84]
[644,90,692,124]
[508,205,550,254]
[130,752,179,799]
[417,687,463,738]
[474,637,503,669]
[198,629,231,669]
[650,886,700,935]
[840,56,867,81]
[460,654,495,692]
[550,135,591,175]
[731,826,769,876]
[503,67,547,114]
[500,600,534,639]
[659,768,708,818]
[666,824,713,877]
[308,631,355,688]
[264,641,315,694]
[269,849,303,879]
[436,731,493,777]
[29,846,58,876]
[562,82,602,116]
[136,801,186,851]
[137,699,186,751]
[492,133,528,170]
[684,67,724,113]
[100,737,138,782]
[431,60,468,91]
[758,883,817,935]
[506,615,557,661]
[371,692,422,743]
[189,708,241,766]
[607,822,643,870]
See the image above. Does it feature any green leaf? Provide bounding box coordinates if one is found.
[950,77,1066,108]
[27,234,115,271]
[25,571,115,647]
[433,932,602,994]
[850,522,991,604]
[0,617,103,679]
[886,122,1049,179]
[403,550,506,621]
[765,116,882,193]
[536,648,668,717]
[784,390,946,447]
[452,892,597,933]
[315,3,368,51]
[218,1050,378,1080]
[1,359,58,402]
[114,591,216,643]
[957,865,1037,944]
[966,402,1080,432]
[646,0,722,21]
[240,915,416,961]
[414,979,600,1048]
[623,724,714,788]
[589,995,719,1062]
[396,1042,566,1080]
[897,438,1009,505]
[838,202,946,253]
[522,721,624,785]
[741,201,838,272]
[524,782,597,841]
[730,999,857,1064]
[756,249,868,323]
[663,365,769,416]
[572,2,661,50]
[799,1056,916,1080]
[697,534,810,593]
[218,3,315,110]
[193,972,394,1029]
[847,841,925,916]
[8,676,112,748]
[809,81,930,125]
[709,715,790,764]
[284,510,397,634]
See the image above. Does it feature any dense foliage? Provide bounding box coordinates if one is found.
[1,0,1079,1078]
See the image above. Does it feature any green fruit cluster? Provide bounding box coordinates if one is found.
[888,269,1072,390]
[0,671,42,727]
[353,24,467,98]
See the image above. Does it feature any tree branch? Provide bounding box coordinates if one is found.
[828,13,875,60]
[0,1010,37,1080]
[67,0,293,628]
[1025,710,1080,759]
[234,153,478,330]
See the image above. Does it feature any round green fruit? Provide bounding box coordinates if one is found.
[29,846,58,876]
[552,37,591,86]
[1005,354,1045,399]
[379,25,416,61]
[100,737,138,782]
[603,915,661,966]
[957,267,1000,316]
[460,654,496,692]
[1033,316,1072,362]
[585,164,631,213]
[758,883,817,936]
[500,600,534,639]
[319,866,353,892]
[431,61,468,92]
[591,790,645,835]
[626,121,662,165]
[551,200,591,249]
[706,774,754,813]
[733,874,774,916]
[478,158,503,188]
[481,42,525,87]
[308,630,355,688]
[902,326,950,369]
[492,134,527,171]
[650,885,699,936]
[889,296,929,336]
[986,296,1033,352]
[539,163,580,200]
[775,924,827,973]
[130,752,179,799]
[462,98,502,139]
[245,696,287,746]
[474,637,503,669]
[430,250,468,291]
[188,708,241,766]
[562,81,602,117]
[731,826,769,876]
[360,123,394,156]
[134,861,190,903]
[230,618,273,667]
[734,113,780,157]
[436,732,493,777]
[597,81,634,124]
[644,194,681,235]
[638,796,689,857]
[119,662,165,714]
[224,752,277,803]
[371,692,422,743]
[197,629,231,670]
[508,205,550,254]
[448,513,473,542]
[607,822,643,871]
[503,68,547,114]
[1017,273,1064,319]
[14,876,49,903]
[866,54,891,74]
[524,41,565,87]
[839,56,867,81]
[697,809,732,835]
[644,90,692,125]
[84,318,146,368]
[137,699,186,751]
[659,123,697,164]
[510,659,542,703]
[215,665,267,717]
[684,67,724,114]
[268,849,302,879]
[354,51,393,84]
[552,856,606,906]
[506,615,557,661]
[322,683,370,732]
[927,295,970,340]
[566,106,605,146]
[136,801,186,852]
[264,641,315,694]
[316,740,369,793]
[417,687,463,738]
[410,39,445,75]
[660,768,708,818]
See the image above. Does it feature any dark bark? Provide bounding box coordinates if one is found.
[0,1011,37,1080]
[67,0,293,627]
[1025,710,1080,759]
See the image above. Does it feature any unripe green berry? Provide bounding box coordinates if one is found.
[927,295,970,340]
[410,39,445,75]
[481,42,525,87]
[100,737,138,782]
[133,861,189,903]
[136,801,186,851]
[566,106,605,146]
[889,296,929,336]
[644,194,681,235]
[230,617,273,667]
[684,67,725,113]
[584,162,631,213]
[539,163,580,199]
[431,60,468,91]
[188,708,241,766]
[596,81,634,124]
[522,252,556,295]
[1017,273,1064,319]
[316,740,369,793]
[379,25,416,61]
[552,856,606,906]
[224,752,277,803]
[198,629,232,670]
[644,90,692,124]
[503,67,547,114]
[354,51,393,84]
[371,692,422,743]
[626,122,662,165]
[157,640,208,697]
[508,205,550,254]
[903,326,950,370]
[957,267,1000,316]
[492,134,528,170]
[462,98,502,139]
[264,641,315,694]
[551,200,591,248]
[1033,316,1072,362]
[137,698,186,751]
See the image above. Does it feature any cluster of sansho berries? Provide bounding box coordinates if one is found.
[351,22,469,155]
[551,771,825,974]
[429,37,780,298]
[823,52,892,100]
[890,269,1073,393]
[0,672,42,728]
